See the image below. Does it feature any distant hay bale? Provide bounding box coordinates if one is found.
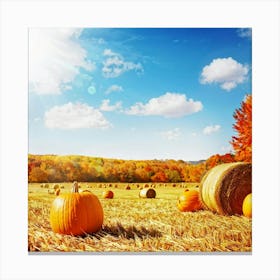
[139,188,156,198]
[199,162,252,215]
[102,190,114,199]
[53,184,60,190]
[82,190,92,193]
[125,185,131,190]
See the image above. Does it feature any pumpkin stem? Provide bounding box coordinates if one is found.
[72,181,79,193]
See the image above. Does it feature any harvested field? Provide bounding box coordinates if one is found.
[28,183,252,253]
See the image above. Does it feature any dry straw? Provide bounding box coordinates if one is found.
[199,162,252,215]
[139,188,156,198]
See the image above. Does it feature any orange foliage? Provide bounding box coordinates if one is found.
[28,152,236,184]
[231,95,252,162]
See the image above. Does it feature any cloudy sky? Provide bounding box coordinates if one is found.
[28,28,252,161]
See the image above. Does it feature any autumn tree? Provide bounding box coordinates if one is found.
[29,166,48,183]
[231,94,252,162]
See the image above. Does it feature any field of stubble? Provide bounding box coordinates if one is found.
[28,182,252,253]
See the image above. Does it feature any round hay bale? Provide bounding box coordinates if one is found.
[53,184,60,190]
[199,162,252,215]
[82,189,92,193]
[125,185,131,190]
[102,190,114,199]
[139,188,156,198]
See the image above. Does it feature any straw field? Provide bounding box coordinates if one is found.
[28,182,252,252]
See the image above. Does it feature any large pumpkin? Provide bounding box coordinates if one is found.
[177,190,203,212]
[242,193,252,218]
[50,182,103,236]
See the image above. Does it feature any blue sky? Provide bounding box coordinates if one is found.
[28,28,252,161]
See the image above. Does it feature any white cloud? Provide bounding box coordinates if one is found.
[105,84,124,95]
[160,128,181,141]
[200,57,249,91]
[203,124,221,135]
[102,48,143,78]
[237,28,252,39]
[125,92,203,118]
[44,102,111,129]
[29,28,94,95]
[99,99,122,112]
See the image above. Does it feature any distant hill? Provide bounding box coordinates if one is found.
[188,160,205,165]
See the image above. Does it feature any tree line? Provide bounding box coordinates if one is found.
[28,153,236,183]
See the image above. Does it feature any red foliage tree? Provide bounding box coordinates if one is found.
[231,94,252,162]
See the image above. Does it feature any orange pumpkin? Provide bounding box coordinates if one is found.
[242,193,252,218]
[102,190,114,199]
[177,190,203,212]
[50,182,103,236]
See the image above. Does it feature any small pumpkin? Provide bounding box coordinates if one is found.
[242,193,252,218]
[50,182,103,236]
[102,190,114,199]
[177,190,203,212]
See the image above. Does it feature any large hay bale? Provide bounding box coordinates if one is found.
[139,188,156,198]
[199,162,252,215]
